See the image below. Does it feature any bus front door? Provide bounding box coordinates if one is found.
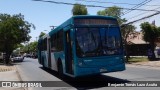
[65,30,73,75]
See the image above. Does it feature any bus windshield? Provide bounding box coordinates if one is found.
[76,27,122,57]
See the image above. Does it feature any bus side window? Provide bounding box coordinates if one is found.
[55,30,63,52]
[43,38,47,51]
[51,35,56,51]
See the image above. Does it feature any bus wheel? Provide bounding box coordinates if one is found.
[42,57,46,69]
[58,61,64,78]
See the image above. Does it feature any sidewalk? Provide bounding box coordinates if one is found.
[127,60,160,69]
[0,65,24,90]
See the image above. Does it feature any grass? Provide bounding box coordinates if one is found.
[128,57,149,63]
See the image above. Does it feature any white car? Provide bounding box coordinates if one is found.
[12,55,24,62]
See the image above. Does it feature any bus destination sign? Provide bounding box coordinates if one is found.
[74,19,118,26]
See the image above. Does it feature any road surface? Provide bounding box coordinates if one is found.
[15,58,160,90]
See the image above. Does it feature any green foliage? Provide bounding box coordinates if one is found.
[140,22,160,59]
[39,32,46,38]
[19,41,38,53]
[105,6,122,19]
[0,13,34,51]
[140,22,160,43]
[97,6,125,25]
[97,10,106,16]
[0,13,35,64]
[72,3,88,15]
[28,41,38,52]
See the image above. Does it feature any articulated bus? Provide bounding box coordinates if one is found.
[38,15,125,77]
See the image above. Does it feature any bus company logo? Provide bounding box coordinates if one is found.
[2,82,11,87]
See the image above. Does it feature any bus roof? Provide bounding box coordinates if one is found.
[46,15,117,38]
[72,15,117,20]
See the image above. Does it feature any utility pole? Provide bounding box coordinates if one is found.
[50,26,57,30]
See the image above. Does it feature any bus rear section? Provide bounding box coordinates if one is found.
[73,24,125,77]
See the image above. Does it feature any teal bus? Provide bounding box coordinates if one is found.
[38,15,125,77]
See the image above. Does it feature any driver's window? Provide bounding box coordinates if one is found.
[107,36,116,48]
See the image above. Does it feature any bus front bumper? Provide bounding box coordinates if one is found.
[74,63,125,77]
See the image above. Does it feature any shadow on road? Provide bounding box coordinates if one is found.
[40,67,130,90]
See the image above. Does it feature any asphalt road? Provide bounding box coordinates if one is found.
[15,58,160,90]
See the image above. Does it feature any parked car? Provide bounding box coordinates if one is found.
[154,46,160,58]
[26,54,31,58]
[11,55,24,62]
[0,52,6,62]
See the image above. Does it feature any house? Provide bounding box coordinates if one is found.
[126,31,147,45]
[126,31,150,56]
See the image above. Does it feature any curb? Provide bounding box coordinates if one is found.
[126,64,160,70]
[0,65,26,90]
[130,63,160,67]
[15,65,28,90]
[15,65,23,82]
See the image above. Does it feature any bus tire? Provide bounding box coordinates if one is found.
[42,57,46,69]
[58,60,64,78]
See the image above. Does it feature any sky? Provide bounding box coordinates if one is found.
[0,0,160,42]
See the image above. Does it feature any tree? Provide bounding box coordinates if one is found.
[121,25,136,43]
[28,41,38,53]
[0,13,35,65]
[97,10,106,16]
[140,22,160,59]
[39,32,46,38]
[121,25,136,61]
[97,6,126,25]
[20,41,38,54]
[72,3,88,15]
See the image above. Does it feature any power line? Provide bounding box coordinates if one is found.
[122,11,160,26]
[32,0,160,12]
[77,0,159,17]
[127,6,160,20]
[122,0,153,16]
[123,0,149,15]
[75,0,160,7]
